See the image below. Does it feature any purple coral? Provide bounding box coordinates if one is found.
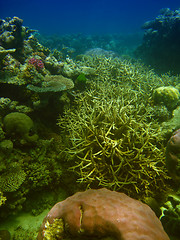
[28,57,44,71]
[166,129,180,181]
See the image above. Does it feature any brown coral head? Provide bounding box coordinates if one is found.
[37,188,169,240]
[166,129,180,180]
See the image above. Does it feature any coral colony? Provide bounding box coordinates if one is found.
[28,57,44,71]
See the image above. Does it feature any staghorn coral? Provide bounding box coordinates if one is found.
[38,188,170,240]
[58,76,169,199]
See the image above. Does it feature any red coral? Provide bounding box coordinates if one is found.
[37,188,169,240]
[28,57,44,71]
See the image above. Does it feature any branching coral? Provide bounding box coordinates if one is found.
[58,73,169,199]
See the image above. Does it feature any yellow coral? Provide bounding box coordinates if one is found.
[44,218,65,240]
[0,191,6,206]
[58,57,173,200]
[153,86,179,110]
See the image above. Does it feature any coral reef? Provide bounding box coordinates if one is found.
[38,188,169,240]
[37,32,142,58]
[0,16,35,60]
[135,8,180,74]
[166,129,180,182]
[3,112,38,145]
[1,15,180,239]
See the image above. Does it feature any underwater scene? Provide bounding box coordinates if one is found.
[0,0,180,240]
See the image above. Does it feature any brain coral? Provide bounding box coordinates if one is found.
[3,112,38,144]
[38,188,169,240]
[153,86,179,110]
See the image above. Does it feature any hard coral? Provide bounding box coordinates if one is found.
[153,86,179,111]
[58,76,168,199]
[28,57,44,71]
[3,112,38,145]
[166,129,180,182]
[37,188,169,240]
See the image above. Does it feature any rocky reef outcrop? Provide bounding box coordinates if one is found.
[135,8,180,74]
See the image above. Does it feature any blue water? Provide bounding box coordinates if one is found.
[0,0,179,35]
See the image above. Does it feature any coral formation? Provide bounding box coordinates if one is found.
[0,46,16,61]
[27,75,74,93]
[153,86,179,111]
[135,8,180,74]
[38,188,169,240]
[0,139,13,154]
[161,107,180,137]
[58,67,169,199]
[0,163,26,192]
[0,190,6,206]
[42,218,65,240]
[28,57,44,71]
[160,193,180,237]
[166,129,180,182]
[3,112,38,144]
[0,16,35,59]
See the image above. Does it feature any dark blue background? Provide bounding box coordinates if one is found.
[0,0,179,34]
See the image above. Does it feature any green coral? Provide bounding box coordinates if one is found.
[3,112,38,144]
[0,191,6,206]
[43,218,65,240]
[0,164,26,192]
[153,86,179,110]
[58,69,170,200]
[160,194,180,237]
